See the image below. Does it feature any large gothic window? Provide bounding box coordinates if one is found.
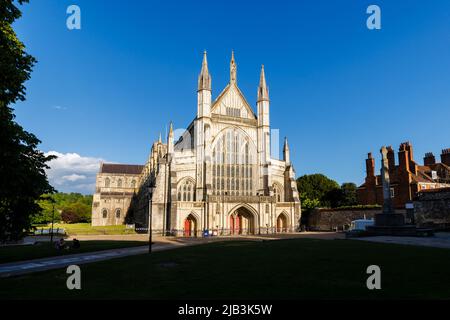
[105,178,110,188]
[117,179,122,188]
[177,179,195,202]
[212,128,256,196]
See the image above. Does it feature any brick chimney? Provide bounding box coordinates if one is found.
[403,141,417,174]
[423,152,436,166]
[365,152,375,180]
[404,142,414,161]
[387,146,396,171]
[398,143,410,173]
[363,152,377,204]
[441,148,450,166]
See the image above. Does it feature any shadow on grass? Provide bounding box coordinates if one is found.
[1,238,450,299]
[0,240,147,264]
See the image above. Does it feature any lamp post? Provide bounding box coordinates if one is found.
[50,200,55,243]
[147,185,155,254]
[42,195,56,243]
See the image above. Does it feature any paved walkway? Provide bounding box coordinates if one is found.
[0,232,343,278]
[353,232,450,249]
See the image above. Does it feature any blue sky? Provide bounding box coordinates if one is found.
[12,0,450,194]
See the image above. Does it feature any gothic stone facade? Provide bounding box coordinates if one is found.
[92,52,301,235]
[91,164,143,226]
[357,143,450,209]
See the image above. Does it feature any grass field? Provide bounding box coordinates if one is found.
[1,238,450,299]
[34,223,137,236]
[0,240,146,264]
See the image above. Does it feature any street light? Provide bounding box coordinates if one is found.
[50,200,56,243]
[42,195,56,243]
[147,185,155,254]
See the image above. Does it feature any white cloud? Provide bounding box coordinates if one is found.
[45,151,105,194]
[62,174,87,182]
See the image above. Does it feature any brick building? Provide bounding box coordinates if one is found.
[357,143,450,209]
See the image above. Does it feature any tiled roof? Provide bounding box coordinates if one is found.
[100,163,144,175]
[411,170,434,183]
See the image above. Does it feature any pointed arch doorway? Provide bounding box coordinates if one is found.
[229,206,255,235]
[276,213,288,233]
[184,214,198,237]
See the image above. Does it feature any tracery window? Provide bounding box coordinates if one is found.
[105,178,110,188]
[102,209,108,218]
[273,183,283,202]
[117,179,122,188]
[177,179,195,202]
[212,128,256,196]
[226,107,241,118]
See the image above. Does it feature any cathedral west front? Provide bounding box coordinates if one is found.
[92,52,301,236]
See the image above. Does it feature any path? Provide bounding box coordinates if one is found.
[353,232,450,249]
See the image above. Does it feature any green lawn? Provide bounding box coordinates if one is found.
[1,238,450,299]
[0,240,146,264]
[34,223,137,236]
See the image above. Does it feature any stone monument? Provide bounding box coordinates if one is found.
[366,146,418,235]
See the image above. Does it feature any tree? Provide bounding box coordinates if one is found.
[0,0,55,242]
[297,174,340,208]
[61,202,90,223]
[34,193,93,224]
[297,174,359,210]
[340,182,357,206]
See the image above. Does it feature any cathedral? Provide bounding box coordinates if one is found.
[91,52,301,236]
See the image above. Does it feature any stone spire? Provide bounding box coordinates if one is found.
[257,64,269,102]
[230,50,237,83]
[158,132,162,144]
[167,122,174,155]
[198,51,211,91]
[283,137,290,164]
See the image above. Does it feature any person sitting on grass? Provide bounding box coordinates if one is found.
[72,238,80,249]
[55,238,65,251]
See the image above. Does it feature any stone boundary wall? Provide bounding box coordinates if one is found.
[308,209,380,231]
[307,208,406,231]
[414,189,450,229]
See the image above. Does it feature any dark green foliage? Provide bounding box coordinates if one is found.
[0,0,34,106]
[297,175,358,210]
[297,174,340,207]
[34,193,93,224]
[0,0,55,241]
[339,182,358,206]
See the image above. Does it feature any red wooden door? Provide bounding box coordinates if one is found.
[184,219,191,237]
[235,215,240,234]
[229,216,234,234]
